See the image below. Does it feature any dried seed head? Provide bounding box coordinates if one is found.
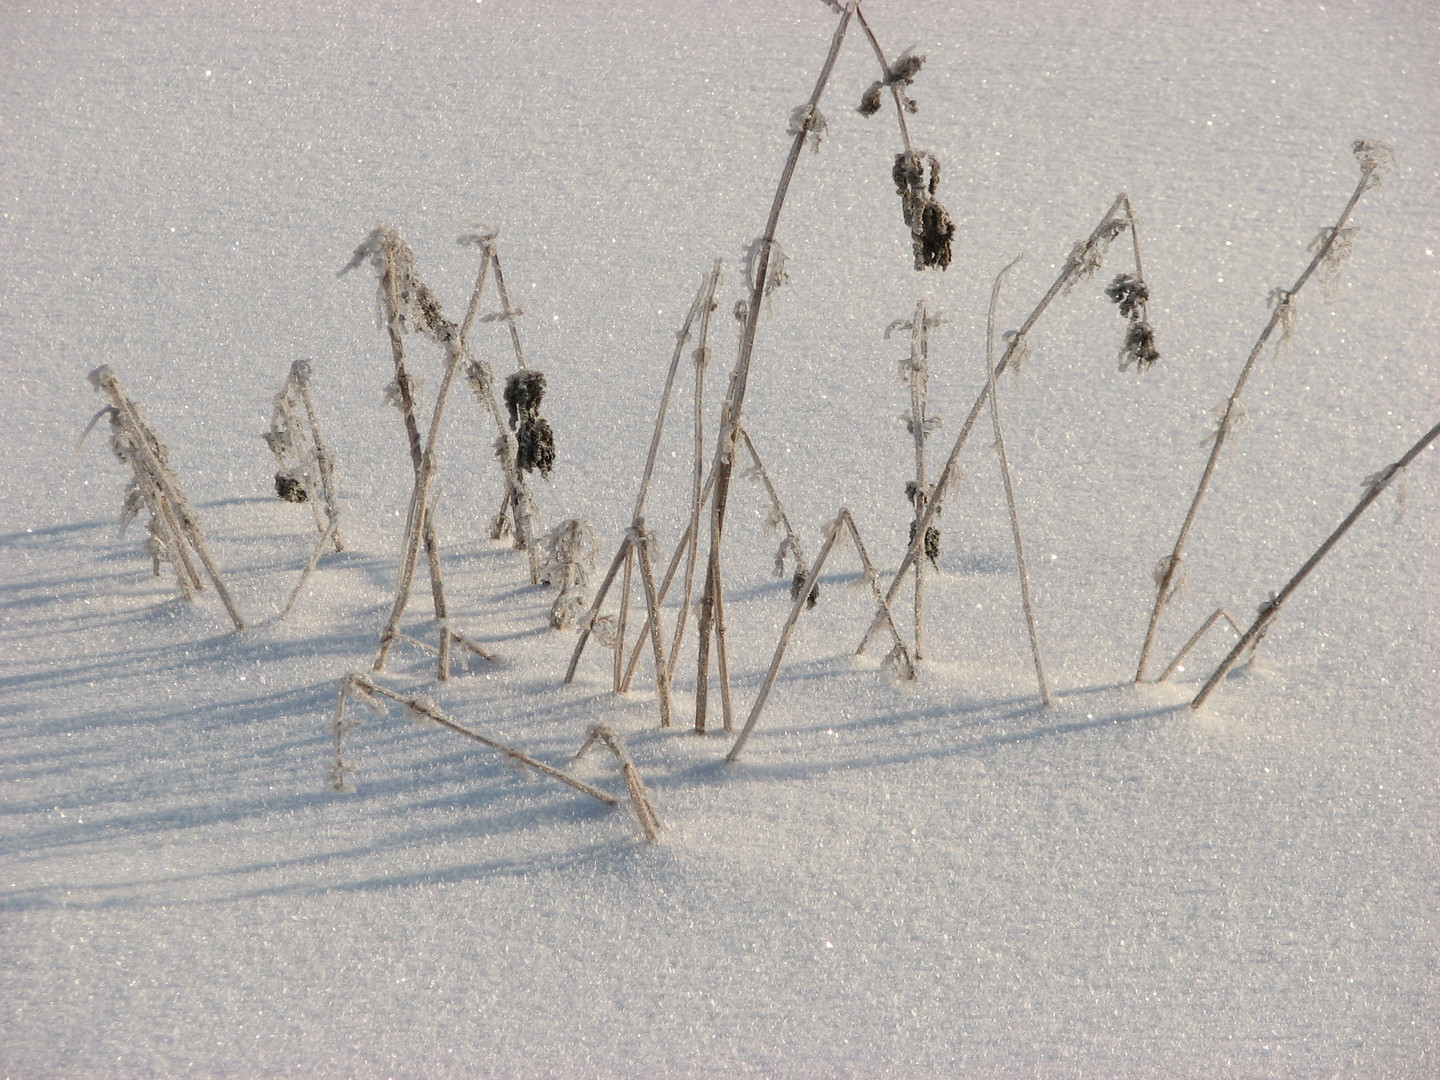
[790,567,820,609]
[909,519,941,567]
[886,51,925,87]
[859,82,884,116]
[1352,139,1396,188]
[503,370,547,429]
[516,417,555,477]
[1105,273,1149,318]
[1119,321,1160,372]
[275,473,308,503]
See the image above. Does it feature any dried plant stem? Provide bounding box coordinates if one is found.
[907,300,931,659]
[292,361,345,550]
[1192,416,1440,710]
[335,672,616,805]
[374,246,494,675]
[1136,162,1379,682]
[633,524,675,727]
[1156,608,1241,684]
[575,724,661,842]
[615,543,633,692]
[739,428,811,581]
[281,511,343,618]
[854,5,914,154]
[698,3,853,730]
[727,508,914,763]
[985,256,1052,705]
[378,241,450,622]
[488,247,528,372]
[632,262,723,522]
[88,366,245,630]
[863,193,1135,654]
[562,262,723,698]
[564,537,634,684]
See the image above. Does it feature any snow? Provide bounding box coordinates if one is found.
[2,1,1437,1076]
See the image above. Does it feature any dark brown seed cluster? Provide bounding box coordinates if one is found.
[893,152,954,271]
[275,472,308,503]
[504,370,555,477]
[790,567,820,610]
[1108,273,1159,371]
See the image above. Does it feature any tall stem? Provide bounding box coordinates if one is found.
[697,3,854,726]
[1192,417,1439,709]
[1136,164,1377,682]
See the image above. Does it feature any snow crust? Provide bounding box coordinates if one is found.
[2,1,1436,1076]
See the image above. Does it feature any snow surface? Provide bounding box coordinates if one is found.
[2,1,1437,1076]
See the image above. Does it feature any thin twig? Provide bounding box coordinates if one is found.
[985,255,1052,705]
[1138,153,1382,682]
[1192,416,1440,710]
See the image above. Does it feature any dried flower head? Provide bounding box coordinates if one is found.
[885,51,925,87]
[859,81,884,116]
[788,103,829,153]
[1105,273,1148,318]
[1352,139,1396,188]
[516,416,555,478]
[275,473,308,503]
[504,370,547,430]
[1119,321,1160,372]
[892,152,954,270]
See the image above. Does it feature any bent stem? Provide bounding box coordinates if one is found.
[1191,416,1440,710]
[697,2,854,730]
[1137,156,1380,682]
[985,255,1052,705]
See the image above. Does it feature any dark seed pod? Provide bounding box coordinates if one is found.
[909,520,941,567]
[503,370,547,430]
[917,200,955,271]
[790,566,820,609]
[859,82,884,116]
[275,473,308,503]
[1121,321,1160,371]
[1105,273,1149,319]
[516,416,555,477]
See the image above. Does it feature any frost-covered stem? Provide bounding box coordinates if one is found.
[632,263,722,523]
[377,242,449,622]
[91,368,244,629]
[614,543,634,693]
[739,427,809,578]
[985,256,1051,705]
[343,673,616,804]
[575,725,660,842]
[1156,608,1241,684]
[727,514,844,763]
[564,535,633,685]
[488,248,528,371]
[291,362,344,551]
[1137,164,1378,682]
[467,353,541,581]
[281,511,343,618]
[854,4,914,155]
[672,265,720,674]
[839,509,914,679]
[633,524,674,727]
[908,300,930,659]
[1192,416,1440,710]
[699,4,853,725]
[864,195,1131,653]
[375,248,493,671]
[619,461,722,689]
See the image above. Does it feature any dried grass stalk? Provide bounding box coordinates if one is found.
[1137,144,1389,682]
[1156,608,1241,683]
[727,508,914,764]
[862,193,1150,656]
[332,672,616,805]
[1191,416,1439,710]
[699,4,854,732]
[985,256,1052,705]
[574,724,661,842]
[85,366,246,630]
